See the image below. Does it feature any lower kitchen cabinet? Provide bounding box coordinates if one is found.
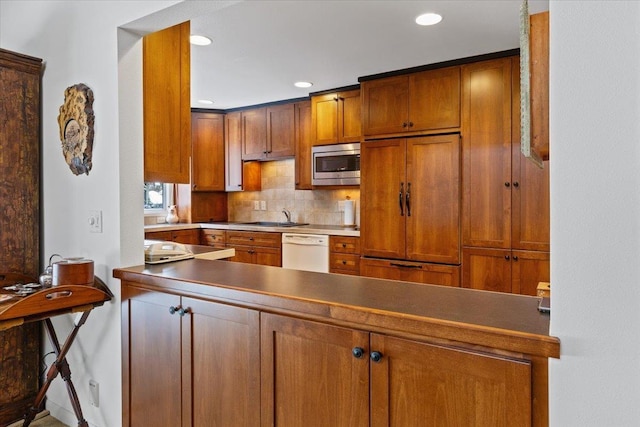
[145,228,200,244]
[261,313,532,426]
[200,229,226,248]
[462,247,550,295]
[329,236,360,275]
[226,230,281,267]
[122,286,260,427]
[360,257,460,287]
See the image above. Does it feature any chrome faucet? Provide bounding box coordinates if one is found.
[282,208,291,223]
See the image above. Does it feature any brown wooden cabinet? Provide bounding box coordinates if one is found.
[262,313,532,426]
[200,229,226,248]
[191,112,224,191]
[145,229,200,245]
[242,104,295,161]
[461,56,549,294]
[360,257,460,287]
[226,231,281,266]
[225,111,261,192]
[294,100,313,190]
[361,66,460,137]
[311,89,361,145]
[143,21,191,184]
[361,134,461,265]
[0,48,42,427]
[462,248,550,295]
[122,286,260,427]
[329,236,360,275]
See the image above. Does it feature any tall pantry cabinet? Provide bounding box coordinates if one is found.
[0,49,42,425]
[461,56,550,295]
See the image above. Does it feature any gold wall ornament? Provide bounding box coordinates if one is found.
[57,83,95,175]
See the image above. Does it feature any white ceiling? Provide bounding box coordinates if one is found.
[189,0,549,110]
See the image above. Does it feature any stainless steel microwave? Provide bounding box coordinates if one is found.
[312,143,360,186]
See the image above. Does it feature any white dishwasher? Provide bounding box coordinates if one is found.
[282,233,329,273]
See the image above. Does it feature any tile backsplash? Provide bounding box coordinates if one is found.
[228,159,360,226]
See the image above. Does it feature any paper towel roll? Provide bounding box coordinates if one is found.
[343,200,355,226]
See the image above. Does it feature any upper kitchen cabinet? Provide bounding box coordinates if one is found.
[361,134,461,265]
[311,89,361,146]
[143,21,191,183]
[225,111,261,192]
[242,103,295,161]
[191,112,224,191]
[294,100,313,190]
[361,66,460,138]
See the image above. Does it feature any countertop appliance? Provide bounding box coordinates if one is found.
[312,143,360,186]
[282,233,329,273]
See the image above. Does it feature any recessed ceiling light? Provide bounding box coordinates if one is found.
[190,35,212,46]
[294,81,313,88]
[197,99,214,105]
[415,13,442,26]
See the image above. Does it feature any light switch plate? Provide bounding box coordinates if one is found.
[253,201,260,210]
[89,379,99,407]
[88,210,102,233]
[260,200,267,210]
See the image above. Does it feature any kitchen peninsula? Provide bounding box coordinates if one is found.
[114,259,559,426]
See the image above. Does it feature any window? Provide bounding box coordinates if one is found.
[144,182,170,212]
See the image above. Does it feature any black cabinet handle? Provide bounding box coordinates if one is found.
[408,121,414,127]
[513,255,519,261]
[342,260,347,265]
[399,182,404,216]
[390,262,422,269]
[513,181,519,188]
[505,255,510,261]
[352,347,365,359]
[504,182,511,188]
[370,351,383,363]
[406,182,411,217]
[402,122,408,128]
[342,243,347,248]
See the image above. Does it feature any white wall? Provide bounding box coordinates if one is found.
[549,1,640,425]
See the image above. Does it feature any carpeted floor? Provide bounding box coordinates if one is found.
[6,411,68,427]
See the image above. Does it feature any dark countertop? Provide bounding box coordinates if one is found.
[114,259,559,358]
[144,222,360,237]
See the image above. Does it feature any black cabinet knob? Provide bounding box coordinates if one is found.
[504,182,511,188]
[370,351,383,363]
[513,255,519,261]
[505,255,510,261]
[402,122,408,128]
[352,347,365,359]
[513,181,519,188]
[342,243,347,248]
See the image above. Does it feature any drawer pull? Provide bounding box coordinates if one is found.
[352,347,364,359]
[370,351,383,363]
[390,262,422,269]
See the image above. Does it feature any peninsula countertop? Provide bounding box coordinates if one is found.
[144,222,360,237]
[113,259,559,359]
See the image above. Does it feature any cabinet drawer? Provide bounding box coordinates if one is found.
[145,230,171,241]
[201,229,226,247]
[226,231,281,248]
[360,257,460,287]
[330,253,360,273]
[329,236,360,254]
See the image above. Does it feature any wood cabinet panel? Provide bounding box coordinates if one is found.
[530,12,550,160]
[370,334,531,426]
[260,313,370,427]
[360,257,460,288]
[201,229,226,248]
[329,253,360,274]
[226,231,281,266]
[191,112,224,191]
[143,22,190,183]
[145,229,200,244]
[330,236,360,254]
[512,250,550,296]
[362,75,409,136]
[226,112,261,191]
[294,101,313,190]
[267,103,295,158]
[311,89,361,145]
[462,57,513,249]
[242,107,267,160]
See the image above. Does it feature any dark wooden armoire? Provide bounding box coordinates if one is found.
[0,48,42,426]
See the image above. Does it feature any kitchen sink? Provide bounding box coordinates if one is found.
[242,221,309,227]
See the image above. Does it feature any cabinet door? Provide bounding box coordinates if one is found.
[311,93,338,145]
[462,247,513,293]
[512,250,550,296]
[242,107,267,160]
[254,246,281,267]
[227,246,255,264]
[183,298,260,427]
[409,66,460,132]
[370,334,531,427]
[462,58,513,249]
[125,288,182,427]
[362,75,409,136]
[406,135,461,264]
[338,89,361,142]
[191,112,224,191]
[360,257,460,288]
[260,313,369,427]
[360,139,406,260]
[295,101,313,189]
[225,111,243,191]
[266,103,295,158]
[143,22,191,183]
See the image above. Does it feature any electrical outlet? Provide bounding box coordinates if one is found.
[260,200,267,210]
[89,379,99,407]
[88,210,102,233]
[253,201,260,210]
[156,216,166,224]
